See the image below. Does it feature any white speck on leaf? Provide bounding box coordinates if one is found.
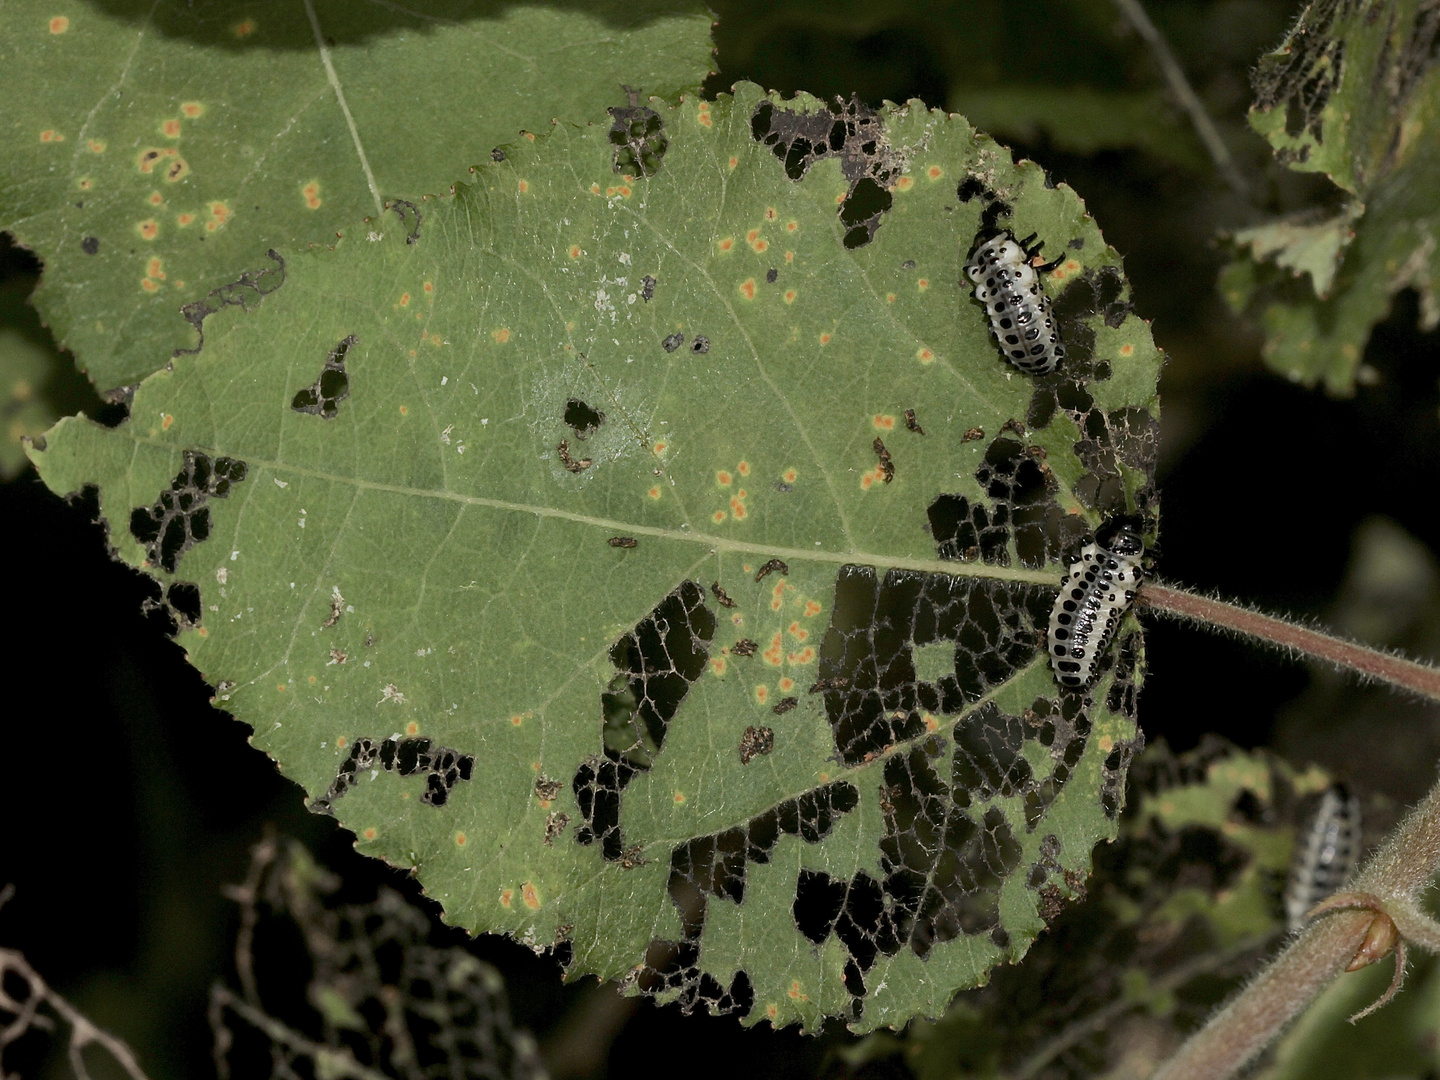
[378,683,405,706]
[274,478,288,489]
[216,567,228,585]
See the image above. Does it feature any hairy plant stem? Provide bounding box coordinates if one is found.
[1148,772,1440,1080]
[1137,582,1440,702]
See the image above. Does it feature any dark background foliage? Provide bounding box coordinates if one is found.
[4,1,1439,1077]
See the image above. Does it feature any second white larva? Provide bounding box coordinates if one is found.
[1048,521,1144,689]
[1284,784,1361,931]
[964,230,1066,375]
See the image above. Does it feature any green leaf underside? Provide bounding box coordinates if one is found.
[0,0,713,392]
[31,83,1160,1031]
[1241,0,1440,392]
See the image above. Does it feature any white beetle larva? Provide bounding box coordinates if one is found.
[1285,783,1361,931]
[1048,520,1144,689]
[964,229,1066,375]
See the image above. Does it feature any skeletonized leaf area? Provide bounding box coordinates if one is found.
[32,84,1161,1031]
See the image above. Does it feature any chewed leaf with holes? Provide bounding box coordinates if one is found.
[1229,0,1440,392]
[30,83,1160,1031]
[0,0,712,393]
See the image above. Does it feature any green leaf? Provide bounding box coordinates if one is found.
[1239,0,1440,392]
[0,0,713,393]
[29,84,1160,1031]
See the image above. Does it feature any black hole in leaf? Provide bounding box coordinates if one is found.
[292,335,354,420]
[166,581,202,625]
[563,398,605,439]
[840,177,892,249]
[571,582,715,860]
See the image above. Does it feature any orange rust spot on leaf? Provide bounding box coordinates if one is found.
[137,219,159,240]
[784,250,795,262]
[182,102,204,118]
[524,132,536,141]
[753,238,768,252]
[161,413,174,429]
[747,229,760,244]
[674,791,686,804]
[648,486,662,500]
[755,685,769,704]
[861,473,874,490]
[510,714,524,726]
[1099,734,1114,753]
[177,212,195,226]
[698,104,712,127]
[728,155,738,168]
[804,600,821,617]
[302,181,321,209]
[783,289,796,304]
[653,441,668,454]
[500,889,513,908]
[518,179,529,193]
[788,622,809,642]
[713,510,727,523]
[874,414,895,430]
[141,278,159,292]
[208,201,230,224]
[834,192,846,204]
[766,1003,779,1018]
[591,183,602,194]
[718,236,734,252]
[886,292,896,303]
[455,831,467,846]
[819,333,831,345]
[49,16,69,32]
[400,292,411,307]
[786,221,798,233]
[1120,343,1135,356]
[40,130,63,143]
[406,721,420,736]
[764,633,784,665]
[783,468,797,483]
[568,245,582,259]
[778,677,794,693]
[363,827,377,840]
[716,470,732,486]
[740,279,756,300]
[791,647,816,664]
[233,18,257,37]
[147,258,164,279]
[787,981,808,1001]
[711,657,727,676]
[148,192,163,205]
[730,498,747,520]
[917,348,935,364]
[493,328,511,343]
[927,165,942,179]
[522,882,540,909]
[87,139,105,153]
[336,735,348,750]
[162,119,181,138]
[897,176,914,191]
[737,461,750,476]
[765,207,778,221]
[918,278,930,291]
[423,281,434,293]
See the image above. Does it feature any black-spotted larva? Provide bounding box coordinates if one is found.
[1048,520,1144,689]
[964,230,1066,375]
[1284,783,1361,931]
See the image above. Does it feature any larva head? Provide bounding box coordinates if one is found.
[1094,519,1144,559]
